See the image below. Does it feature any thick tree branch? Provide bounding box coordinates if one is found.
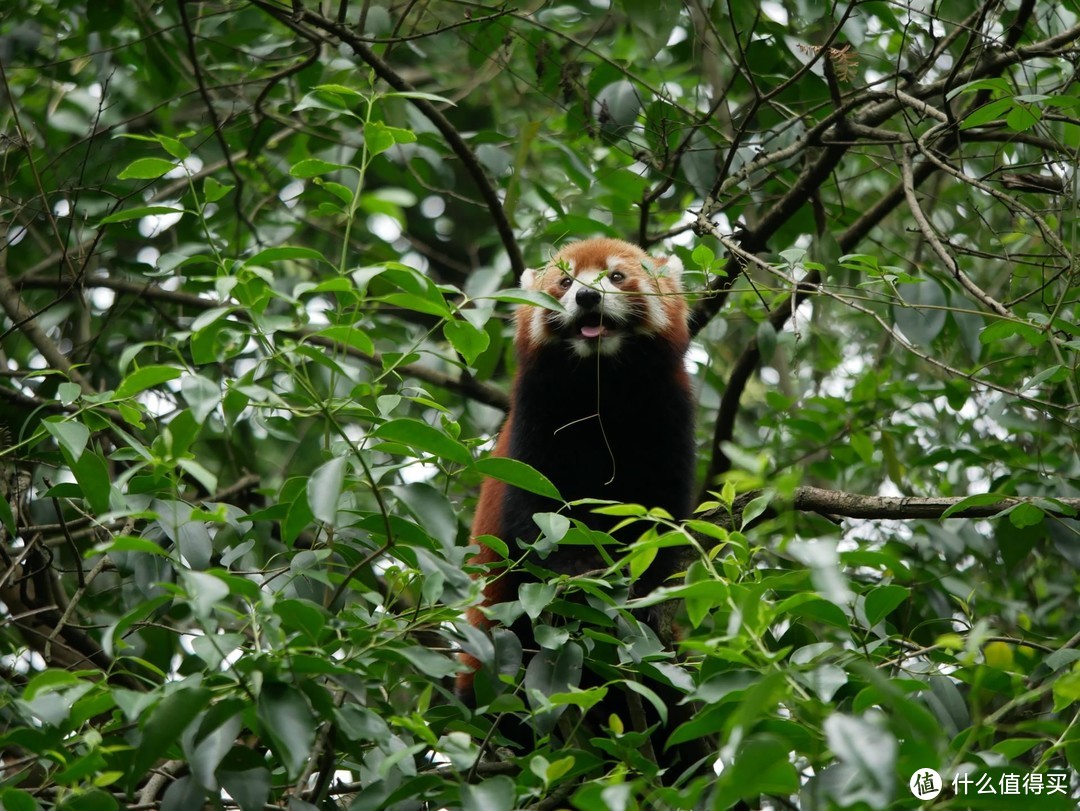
[702,486,1080,530]
[688,19,1080,336]
[789,486,1079,521]
[696,10,1078,482]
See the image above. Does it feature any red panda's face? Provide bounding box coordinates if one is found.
[516,238,688,357]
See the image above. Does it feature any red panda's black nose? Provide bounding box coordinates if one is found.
[576,287,601,310]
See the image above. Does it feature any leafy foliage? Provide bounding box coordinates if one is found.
[1,2,1079,810]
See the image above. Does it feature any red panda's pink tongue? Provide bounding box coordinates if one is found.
[580,324,604,338]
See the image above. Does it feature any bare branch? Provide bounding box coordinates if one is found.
[249,0,525,280]
[0,256,94,395]
[789,485,1080,521]
[899,149,1012,319]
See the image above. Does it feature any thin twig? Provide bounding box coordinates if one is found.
[249,0,525,280]
[899,149,1012,319]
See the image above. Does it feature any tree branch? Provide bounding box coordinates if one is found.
[16,275,510,411]
[0,256,94,395]
[788,485,1079,521]
[695,14,1080,482]
[250,0,526,280]
[688,19,1080,336]
[702,485,1080,529]
[900,148,1012,319]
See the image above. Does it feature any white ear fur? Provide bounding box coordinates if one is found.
[662,254,683,278]
[520,268,537,289]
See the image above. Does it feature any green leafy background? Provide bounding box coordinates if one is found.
[0,1,1078,809]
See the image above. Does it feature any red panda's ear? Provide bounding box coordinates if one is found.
[520,268,538,289]
[660,254,683,278]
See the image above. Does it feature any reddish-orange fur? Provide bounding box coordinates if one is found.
[458,238,691,693]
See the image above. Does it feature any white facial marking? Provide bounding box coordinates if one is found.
[529,305,547,345]
[644,284,669,332]
[570,332,624,357]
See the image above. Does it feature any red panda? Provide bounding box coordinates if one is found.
[458,238,697,759]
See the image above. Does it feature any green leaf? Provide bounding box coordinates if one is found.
[941,492,1007,519]
[274,599,327,644]
[160,777,206,811]
[186,711,242,791]
[203,176,233,202]
[395,646,459,679]
[713,734,800,806]
[0,497,15,537]
[824,713,896,793]
[365,121,416,155]
[312,83,366,99]
[595,80,640,132]
[892,275,947,347]
[177,458,218,494]
[460,775,516,811]
[692,243,715,268]
[444,319,490,365]
[243,246,328,267]
[1053,667,1080,711]
[863,585,910,626]
[114,365,183,399]
[218,769,271,811]
[56,788,119,810]
[0,788,38,811]
[390,482,458,549]
[99,205,185,224]
[373,418,472,465]
[24,669,83,700]
[128,686,213,789]
[1021,364,1065,393]
[179,570,230,619]
[740,494,772,529]
[155,499,212,569]
[381,291,451,317]
[979,319,1046,347]
[312,325,375,356]
[959,97,1013,128]
[315,179,353,204]
[520,582,557,619]
[289,158,350,178]
[181,374,222,423]
[117,157,178,179]
[57,381,82,405]
[384,89,456,104]
[256,682,316,780]
[1006,102,1041,131]
[156,135,190,160]
[946,77,1011,99]
[482,288,567,312]
[473,457,561,500]
[524,641,583,703]
[1006,501,1045,528]
[308,455,348,525]
[43,418,90,462]
[67,447,112,514]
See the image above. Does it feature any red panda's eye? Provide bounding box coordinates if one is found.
[609,271,625,283]
[558,277,573,289]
